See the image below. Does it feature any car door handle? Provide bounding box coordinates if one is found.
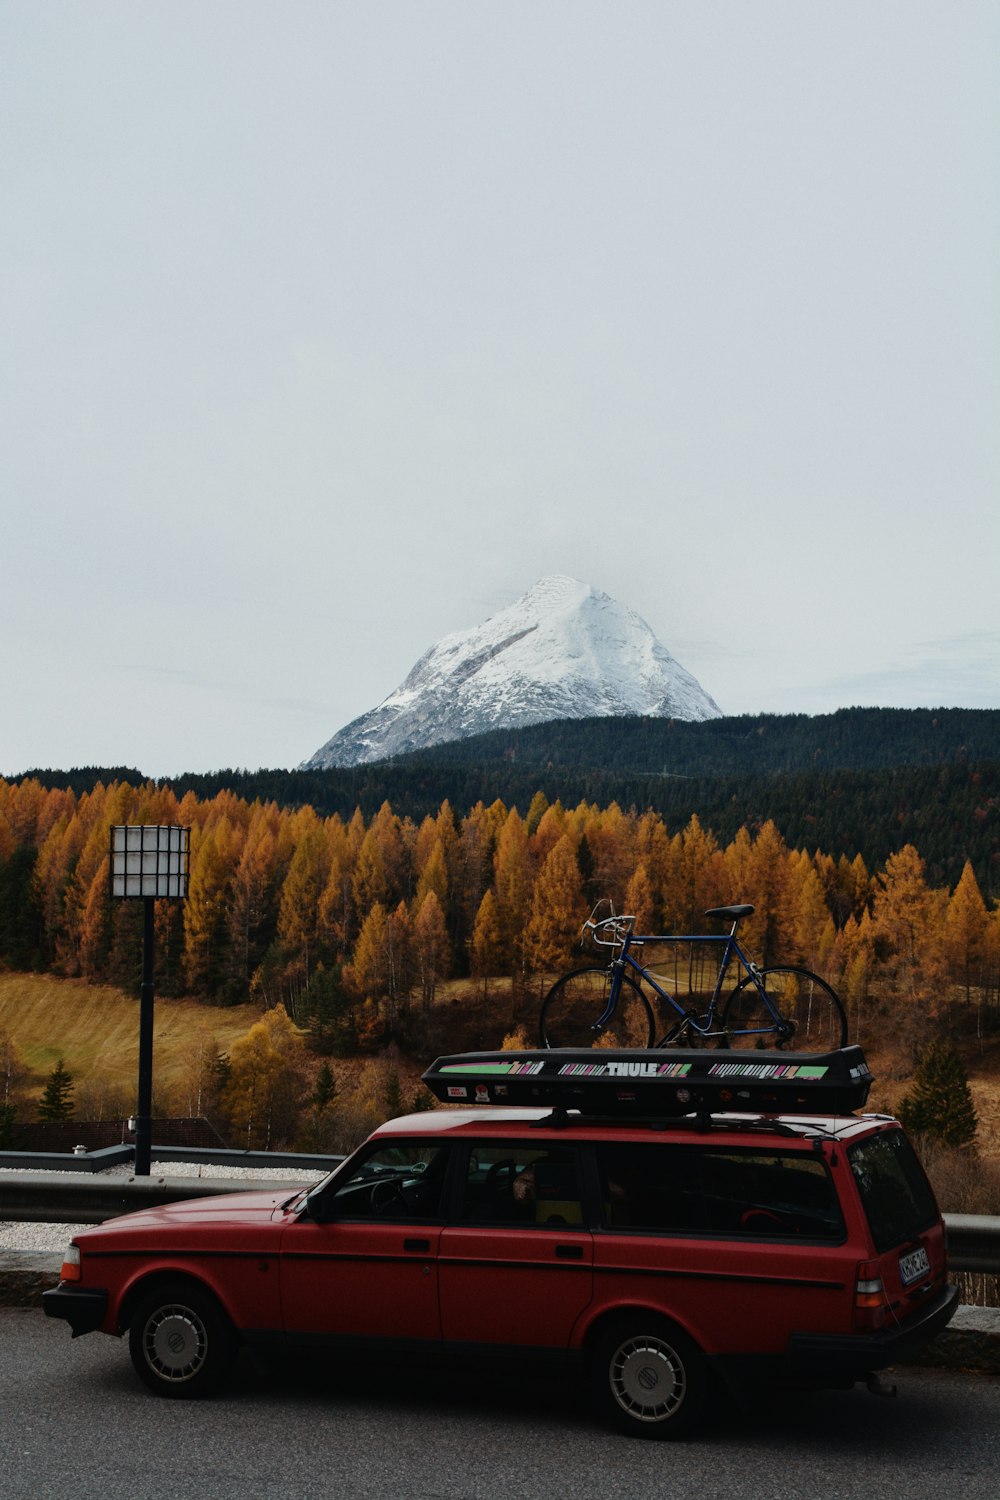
[404,1238,431,1253]
[555,1244,584,1260]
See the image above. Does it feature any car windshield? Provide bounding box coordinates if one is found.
[323,1142,450,1220]
[848,1129,939,1253]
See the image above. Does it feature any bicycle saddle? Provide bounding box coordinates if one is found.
[703,904,755,920]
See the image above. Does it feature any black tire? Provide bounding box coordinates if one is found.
[539,967,655,1049]
[128,1280,238,1399]
[721,966,847,1051]
[589,1315,708,1439]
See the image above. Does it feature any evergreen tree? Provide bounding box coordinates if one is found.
[383,1066,405,1119]
[898,1040,978,1149]
[311,1061,338,1114]
[38,1058,75,1121]
[302,965,358,1056]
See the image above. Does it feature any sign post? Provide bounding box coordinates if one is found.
[109,825,190,1176]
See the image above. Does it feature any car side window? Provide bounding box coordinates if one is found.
[461,1145,584,1227]
[326,1143,450,1221]
[596,1144,844,1240]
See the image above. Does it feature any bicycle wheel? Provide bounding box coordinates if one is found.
[539,967,655,1049]
[721,967,847,1052]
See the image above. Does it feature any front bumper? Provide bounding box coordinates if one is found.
[42,1284,109,1338]
[789,1282,961,1377]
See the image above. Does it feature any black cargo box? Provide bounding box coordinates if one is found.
[421,1045,873,1117]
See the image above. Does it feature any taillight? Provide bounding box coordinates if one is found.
[854,1258,887,1330]
[60,1244,82,1283]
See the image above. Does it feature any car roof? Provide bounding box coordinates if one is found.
[370,1106,894,1146]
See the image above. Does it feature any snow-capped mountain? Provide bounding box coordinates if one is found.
[304,575,723,768]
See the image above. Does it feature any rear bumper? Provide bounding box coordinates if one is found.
[42,1285,109,1338]
[788,1283,961,1377]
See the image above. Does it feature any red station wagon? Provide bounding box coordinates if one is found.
[43,1047,958,1438]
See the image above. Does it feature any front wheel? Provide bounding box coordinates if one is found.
[128,1279,238,1398]
[589,1315,709,1439]
[539,967,655,1049]
[721,966,847,1052]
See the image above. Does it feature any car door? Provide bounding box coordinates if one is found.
[438,1142,594,1351]
[279,1141,449,1349]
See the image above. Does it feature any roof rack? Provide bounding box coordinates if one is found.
[421,1045,873,1118]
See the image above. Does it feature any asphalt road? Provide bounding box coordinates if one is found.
[5,1307,1000,1500]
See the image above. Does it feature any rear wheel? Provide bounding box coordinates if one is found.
[128,1280,237,1398]
[539,967,655,1049]
[722,966,847,1051]
[590,1315,708,1439]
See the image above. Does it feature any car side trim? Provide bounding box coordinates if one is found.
[593,1263,845,1291]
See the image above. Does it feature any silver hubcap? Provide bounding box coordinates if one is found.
[609,1335,686,1423]
[144,1304,208,1383]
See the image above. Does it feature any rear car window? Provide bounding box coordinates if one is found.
[596,1143,844,1240]
[461,1144,584,1226]
[847,1129,939,1252]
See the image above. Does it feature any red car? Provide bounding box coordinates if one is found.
[43,1047,958,1438]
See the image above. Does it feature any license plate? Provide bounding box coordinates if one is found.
[899,1245,931,1285]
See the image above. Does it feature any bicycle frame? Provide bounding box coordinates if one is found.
[592,917,790,1044]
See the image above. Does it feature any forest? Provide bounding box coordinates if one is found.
[2,767,997,1049]
[3,721,1000,1161]
[18,707,999,896]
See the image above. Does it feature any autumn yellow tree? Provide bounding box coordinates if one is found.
[943,862,991,1006]
[870,845,945,1053]
[223,1004,307,1150]
[624,862,655,935]
[228,811,279,987]
[741,821,793,965]
[665,816,723,931]
[787,853,833,971]
[413,890,450,1010]
[348,902,391,999]
[277,820,332,981]
[871,845,941,984]
[470,888,502,998]
[493,809,530,990]
[183,819,238,995]
[525,833,586,981]
[352,827,390,917]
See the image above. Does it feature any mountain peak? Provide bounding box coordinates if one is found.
[304,576,722,768]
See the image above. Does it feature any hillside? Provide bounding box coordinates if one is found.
[394,706,1000,775]
[0,973,260,1112]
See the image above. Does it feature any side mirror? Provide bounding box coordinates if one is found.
[298,1189,337,1224]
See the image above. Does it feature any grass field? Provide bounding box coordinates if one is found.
[3,969,999,1192]
[0,972,261,1111]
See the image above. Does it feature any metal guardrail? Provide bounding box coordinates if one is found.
[0,1145,344,1175]
[941,1215,1000,1276]
[0,1172,328,1224]
[0,1172,998,1272]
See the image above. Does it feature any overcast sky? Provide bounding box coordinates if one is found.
[2,2,997,779]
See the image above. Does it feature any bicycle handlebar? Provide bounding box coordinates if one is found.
[583,914,636,949]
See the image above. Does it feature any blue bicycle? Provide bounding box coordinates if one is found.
[538,903,848,1051]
